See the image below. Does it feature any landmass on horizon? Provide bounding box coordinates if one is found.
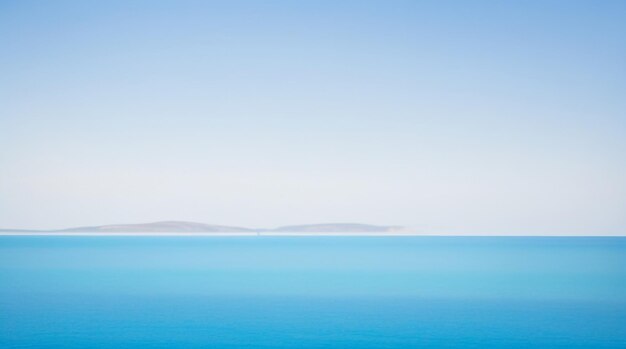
[0,221,406,234]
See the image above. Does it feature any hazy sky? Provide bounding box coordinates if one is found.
[1,0,625,234]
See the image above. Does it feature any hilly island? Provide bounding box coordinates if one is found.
[0,221,405,234]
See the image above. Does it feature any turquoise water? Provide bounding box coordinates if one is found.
[1,236,625,348]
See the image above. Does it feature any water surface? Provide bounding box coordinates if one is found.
[1,236,625,348]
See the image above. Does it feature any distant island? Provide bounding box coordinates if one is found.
[0,221,406,234]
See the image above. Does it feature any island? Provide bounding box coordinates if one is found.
[0,221,407,234]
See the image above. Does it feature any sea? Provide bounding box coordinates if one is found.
[1,236,625,348]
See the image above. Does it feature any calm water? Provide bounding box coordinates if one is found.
[1,236,625,348]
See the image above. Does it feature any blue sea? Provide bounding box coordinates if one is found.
[1,236,625,348]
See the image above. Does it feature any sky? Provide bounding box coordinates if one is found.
[1,0,625,234]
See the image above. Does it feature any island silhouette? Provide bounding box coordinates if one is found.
[0,221,405,233]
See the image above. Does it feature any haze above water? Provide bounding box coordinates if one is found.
[1,0,625,235]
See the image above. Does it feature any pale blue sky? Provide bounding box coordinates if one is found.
[1,0,625,234]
